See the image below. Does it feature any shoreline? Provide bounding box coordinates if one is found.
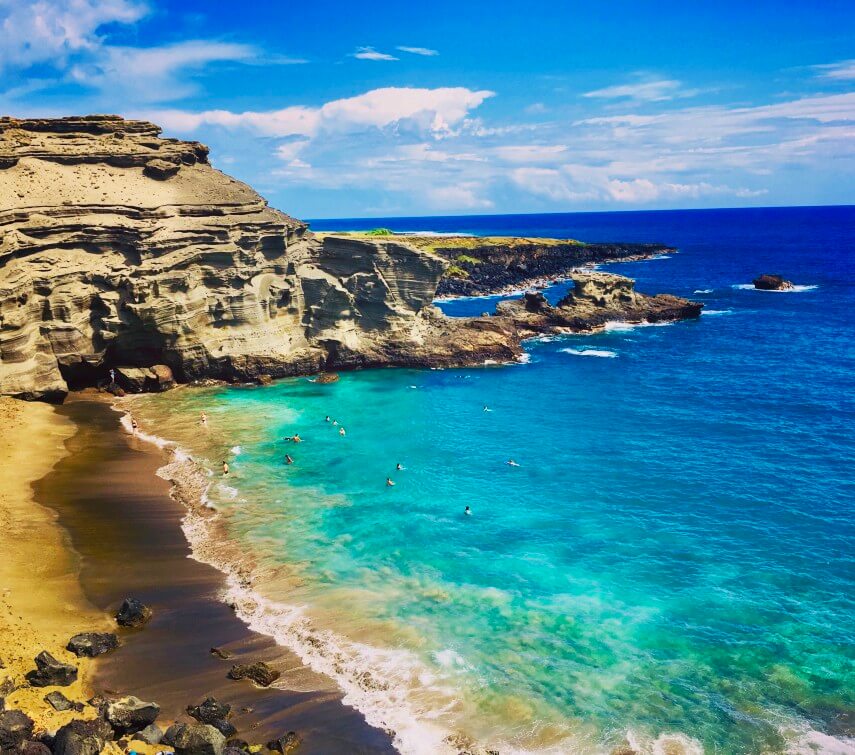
[0,397,106,734]
[7,393,396,753]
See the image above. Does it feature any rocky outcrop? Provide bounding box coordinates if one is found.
[66,632,119,658]
[0,116,520,401]
[25,652,77,687]
[752,274,794,290]
[496,272,702,336]
[227,662,280,687]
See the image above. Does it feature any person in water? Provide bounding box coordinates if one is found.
[386,477,395,486]
[396,463,403,471]
[325,416,331,423]
[339,427,346,436]
[285,454,294,465]
[332,420,338,426]
[200,412,207,425]
[506,459,520,467]
[222,461,229,475]
[287,434,302,443]
[483,405,491,412]
[130,416,138,432]
[465,505,472,515]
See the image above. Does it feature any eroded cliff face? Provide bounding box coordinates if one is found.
[0,116,517,400]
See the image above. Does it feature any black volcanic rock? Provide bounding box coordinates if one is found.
[227,662,280,687]
[66,632,119,657]
[752,274,794,290]
[25,652,77,687]
[115,598,152,628]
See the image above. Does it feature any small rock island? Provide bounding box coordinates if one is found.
[752,274,795,290]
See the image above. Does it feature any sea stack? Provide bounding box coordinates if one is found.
[752,274,795,290]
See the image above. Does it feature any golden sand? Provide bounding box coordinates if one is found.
[0,397,105,732]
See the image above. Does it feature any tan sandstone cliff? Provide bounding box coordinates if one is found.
[0,116,517,400]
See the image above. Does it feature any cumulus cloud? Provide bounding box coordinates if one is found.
[494,144,567,163]
[426,183,493,209]
[0,0,145,71]
[396,46,439,57]
[148,86,495,138]
[352,46,398,61]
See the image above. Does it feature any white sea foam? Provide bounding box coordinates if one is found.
[626,729,703,755]
[693,289,713,294]
[560,348,618,358]
[118,411,174,449]
[701,309,733,316]
[732,283,819,292]
[603,320,674,333]
[230,445,242,455]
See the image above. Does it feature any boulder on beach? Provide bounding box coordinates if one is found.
[136,723,164,745]
[752,274,794,290]
[44,691,83,713]
[267,731,302,753]
[115,365,176,393]
[210,647,232,660]
[52,718,113,755]
[25,651,77,687]
[0,709,34,751]
[166,723,226,755]
[187,696,231,724]
[227,661,280,687]
[21,741,52,755]
[104,695,160,734]
[115,597,153,628]
[66,632,119,657]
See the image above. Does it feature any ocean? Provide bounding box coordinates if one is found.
[128,206,854,754]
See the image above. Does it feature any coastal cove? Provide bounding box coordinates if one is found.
[120,206,853,754]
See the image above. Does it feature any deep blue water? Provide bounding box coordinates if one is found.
[137,207,854,755]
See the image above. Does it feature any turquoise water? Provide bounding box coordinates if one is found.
[132,207,854,754]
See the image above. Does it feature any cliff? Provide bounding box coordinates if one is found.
[0,116,515,401]
[319,232,675,297]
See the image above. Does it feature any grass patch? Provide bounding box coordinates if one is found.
[445,264,470,278]
[455,254,481,265]
[364,227,394,236]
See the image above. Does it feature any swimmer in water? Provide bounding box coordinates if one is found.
[325,416,331,423]
[506,459,520,467]
[285,454,294,465]
[130,416,138,432]
[339,427,346,436]
[465,505,472,515]
[483,405,492,412]
[386,478,395,486]
[332,420,338,426]
[396,463,404,471]
[222,461,229,475]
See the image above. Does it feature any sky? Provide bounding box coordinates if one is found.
[1,0,853,218]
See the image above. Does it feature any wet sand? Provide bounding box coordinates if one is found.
[36,395,395,753]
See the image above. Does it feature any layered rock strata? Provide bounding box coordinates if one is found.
[0,116,513,400]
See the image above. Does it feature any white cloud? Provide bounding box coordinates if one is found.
[396,46,439,57]
[813,59,855,81]
[148,86,495,139]
[584,78,697,103]
[352,46,398,61]
[70,40,257,102]
[0,0,145,71]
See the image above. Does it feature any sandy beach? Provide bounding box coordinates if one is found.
[0,397,105,733]
[0,394,395,753]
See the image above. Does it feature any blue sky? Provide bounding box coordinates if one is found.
[1,0,853,218]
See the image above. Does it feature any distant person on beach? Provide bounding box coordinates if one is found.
[200,412,207,426]
[109,368,115,384]
[339,427,346,436]
[386,477,395,486]
[130,416,138,432]
[285,454,294,465]
[222,461,229,475]
[465,505,472,515]
[506,459,520,467]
